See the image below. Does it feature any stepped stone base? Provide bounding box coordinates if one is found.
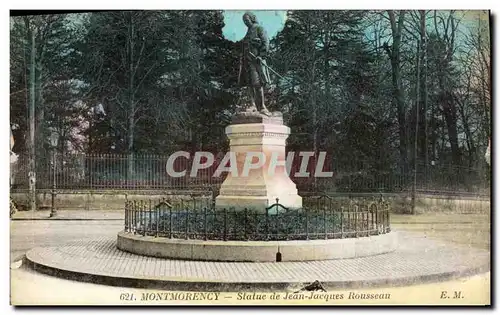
[215,113,302,211]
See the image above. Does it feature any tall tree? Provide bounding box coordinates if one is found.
[77,11,182,172]
[11,14,78,207]
[431,11,461,165]
[384,10,408,173]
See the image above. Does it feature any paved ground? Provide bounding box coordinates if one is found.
[391,213,490,251]
[10,220,123,262]
[10,211,491,304]
[24,231,490,292]
[10,264,490,305]
[10,265,490,305]
[11,210,123,220]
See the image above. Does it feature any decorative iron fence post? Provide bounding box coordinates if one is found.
[137,200,141,234]
[192,207,197,240]
[340,207,344,239]
[141,200,146,236]
[305,208,309,240]
[354,202,358,238]
[370,204,375,234]
[285,210,289,241]
[347,200,351,238]
[149,200,152,236]
[155,202,159,238]
[127,201,130,232]
[323,206,327,240]
[361,203,365,236]
[136,200,140,234]
[203,207,208,241]
[124,201,128,232]
[366,204,370,236]
[223,208,227,241]
[265,207,269,240]
[244,208,248,241]
[138,200,141,234]
[185,202,189,240]
[133,200,137,234]
[89,154,93,190]
[169,205,173,239]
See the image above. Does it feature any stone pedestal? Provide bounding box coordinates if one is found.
[215,112,302,211]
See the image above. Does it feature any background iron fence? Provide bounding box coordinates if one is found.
[124,195,391,241]
[11,153,490,196]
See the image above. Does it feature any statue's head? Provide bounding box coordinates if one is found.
[243,12,257,27]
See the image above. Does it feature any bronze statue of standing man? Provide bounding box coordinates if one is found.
[238,12,272,116]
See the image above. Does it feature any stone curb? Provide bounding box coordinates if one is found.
[23,255,490,292]
[116,231,398,262]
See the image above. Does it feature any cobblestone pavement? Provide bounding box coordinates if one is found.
[10,220,123,262]
[11,210,123,220]
[25,231,490,290]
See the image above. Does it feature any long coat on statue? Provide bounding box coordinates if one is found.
[238,24,272,88]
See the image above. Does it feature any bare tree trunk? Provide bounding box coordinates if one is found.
[477,20,490,140]
[457,102,475,166]
[28,28,36,211]
[127,14,136,181]
[441,91,460,165]
[35,60,46,167]
[431,100,436,162]
[411,41,421,215]
[386,11,408,174]
[310,40,318,189]
[420,11,429,174]
[477,15,491,126]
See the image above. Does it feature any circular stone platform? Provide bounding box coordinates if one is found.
[25,231,489,291]
[116,231,398,262]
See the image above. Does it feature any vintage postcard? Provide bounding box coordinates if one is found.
[9,9,491,306]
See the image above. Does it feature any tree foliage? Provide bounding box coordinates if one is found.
[10,10,491,192]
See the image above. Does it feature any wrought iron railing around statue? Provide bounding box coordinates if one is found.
[123,195,391,241]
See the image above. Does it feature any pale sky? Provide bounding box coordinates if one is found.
[222,10,288,42]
